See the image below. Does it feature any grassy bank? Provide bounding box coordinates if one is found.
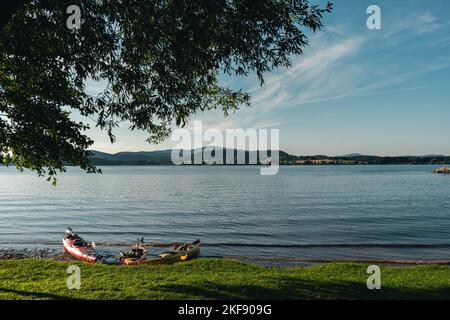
[0,258,449,300]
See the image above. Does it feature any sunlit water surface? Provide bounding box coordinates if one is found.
[1,165,450,261]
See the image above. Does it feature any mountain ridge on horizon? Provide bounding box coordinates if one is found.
[90,149,449,158]
[88,149,450,166]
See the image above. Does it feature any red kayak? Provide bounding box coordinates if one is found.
[63,228,97,263]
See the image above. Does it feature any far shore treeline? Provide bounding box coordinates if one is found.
[88,149,450,166]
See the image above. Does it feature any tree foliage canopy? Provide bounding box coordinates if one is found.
[0,0,332,182]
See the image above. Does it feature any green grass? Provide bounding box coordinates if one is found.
[0,258,449,300]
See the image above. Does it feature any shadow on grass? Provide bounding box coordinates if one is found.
[154,276,450,300]
[0,287,75,300]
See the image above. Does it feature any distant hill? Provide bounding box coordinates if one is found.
[88,149,450,166]
[340,153,369,157]
[90,149,175,165]
[89,148,289,165]
[421,154,446,158]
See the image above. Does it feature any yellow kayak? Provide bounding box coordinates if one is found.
[139,240,201,266]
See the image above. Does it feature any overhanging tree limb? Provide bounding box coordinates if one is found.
[0,0,332,181]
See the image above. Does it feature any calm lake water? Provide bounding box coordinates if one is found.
[1,165,450,261]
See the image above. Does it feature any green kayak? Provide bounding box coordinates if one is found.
[140,239,201,265]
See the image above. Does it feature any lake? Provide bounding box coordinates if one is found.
[1,165,450,261]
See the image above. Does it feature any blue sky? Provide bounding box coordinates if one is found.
[86,0,450,156]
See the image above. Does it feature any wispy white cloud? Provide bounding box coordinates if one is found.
[379,11,450,47]
[235,10,450,118]
[244,33,364,112]
[189,10,450,134]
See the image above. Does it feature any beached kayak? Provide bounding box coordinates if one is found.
[120,239,148,266]
[120,240,200,266]
[141,239,201,265]
[174,239,201,261]
[62,228,97,263]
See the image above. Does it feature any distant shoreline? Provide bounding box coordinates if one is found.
[2,163,450,167]
[88,149,450,166]
[86,163,450,169]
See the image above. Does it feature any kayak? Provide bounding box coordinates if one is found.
[140,239,201,265]
[174,239,201,261]
[120,239,148,266]
[62,228,97,263]
[121,240,201,266]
